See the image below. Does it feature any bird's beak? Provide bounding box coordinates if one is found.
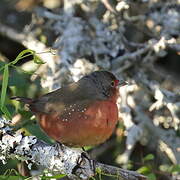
[118,80,128,87]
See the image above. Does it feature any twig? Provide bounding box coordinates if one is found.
[96,162,147,180]
[101,0,117,14]
[112,37,179,69]
[112,44,150,69]
[35,7,63,20]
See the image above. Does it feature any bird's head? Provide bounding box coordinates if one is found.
[81,71,127,101]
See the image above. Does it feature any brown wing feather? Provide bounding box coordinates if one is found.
[29,79,100,114]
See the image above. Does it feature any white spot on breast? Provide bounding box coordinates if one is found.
[97,109,102,118]
[62,118,68,122]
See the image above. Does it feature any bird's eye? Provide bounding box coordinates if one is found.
[111,81,115,87]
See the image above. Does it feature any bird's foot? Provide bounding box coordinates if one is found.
[80,148,96,173]
[54,141,64,152]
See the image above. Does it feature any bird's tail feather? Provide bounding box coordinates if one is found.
[11,96,33,104]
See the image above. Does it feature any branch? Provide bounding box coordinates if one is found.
[112,37,179,69]
[0,118,147,180]
[136,71,180,131]
[116,72,180,165]
[101,0,117,14]
[133,71,180,164]
[96,163,147,180]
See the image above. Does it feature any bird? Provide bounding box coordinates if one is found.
[11,71,127,147]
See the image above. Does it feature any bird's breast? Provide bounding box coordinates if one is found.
[37,99,119,147]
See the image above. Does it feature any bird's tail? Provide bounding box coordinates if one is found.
[11,96,33,104]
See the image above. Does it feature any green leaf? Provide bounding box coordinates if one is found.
[2,169,26,180]
[96,167,102,174]
[98,170,102,180]
[159,164,170,172]
[147,173,156,180]
[0,49,35,72]
[42,174,66,179]
[33,55,45,64]
[143,154,154,161]
[11,49,35,65]
[0,64,9,108]
[0,61,6,72]
[1,106,12,119]
[137,166,150,174]
[0,65,12,119]
[170,164,180,173]
[0,175,24,180]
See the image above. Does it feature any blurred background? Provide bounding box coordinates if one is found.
[0,0,179,179]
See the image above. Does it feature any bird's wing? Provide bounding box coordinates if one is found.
[29,81,97,114]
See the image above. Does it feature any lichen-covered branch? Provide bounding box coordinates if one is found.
[112,37,178,69]
[117,71,180,165]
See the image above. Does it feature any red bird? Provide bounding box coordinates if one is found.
[12,71,127,147]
